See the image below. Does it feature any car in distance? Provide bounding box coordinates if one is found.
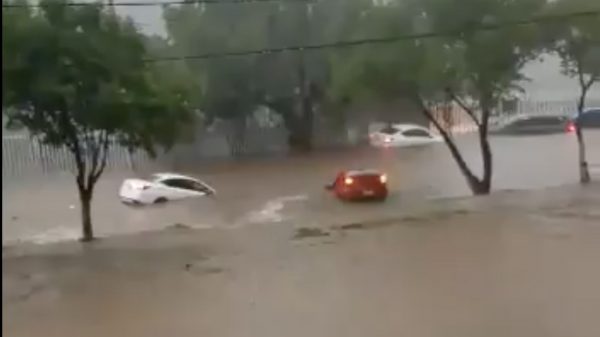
[119,173,216,205]
[326,169,388,201]
[574,108,600,129]
[489,114,575,135]
[369,124,443,148]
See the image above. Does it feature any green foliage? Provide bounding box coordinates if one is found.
[546,0,600,104]
[329,0,547,195]
[331,0,545,108]
[2,0,194,240]
[3,0,193,157]
[543,0,600,183]
[163,2,270,125]
[160,0,373,148]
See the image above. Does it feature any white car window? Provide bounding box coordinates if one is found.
[402,129,432,138]
[161,179,193,190]
[189,181,213,194]
[161,178,212,194]
[379,126,400,135]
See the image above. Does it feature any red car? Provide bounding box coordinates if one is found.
[326,170,388,201]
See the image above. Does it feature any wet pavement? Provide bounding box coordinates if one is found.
[3,184,600,337]
[3,131,600,244]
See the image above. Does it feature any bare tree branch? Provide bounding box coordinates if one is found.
[584,73,598,92]
[86,130,101,187]
[445,87,480,126]
[90,130,110,185]
[58,110,87,189]
[414,94,480,186]
[576,58,587,91]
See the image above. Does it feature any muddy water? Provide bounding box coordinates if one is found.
[3,186,600,337]
[3,132,600,244]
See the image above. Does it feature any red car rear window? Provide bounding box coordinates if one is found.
[352,174,382,185]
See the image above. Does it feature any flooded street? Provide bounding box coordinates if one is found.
[3,184,600,337]
[5,0,600,334]
[3,131,600,244]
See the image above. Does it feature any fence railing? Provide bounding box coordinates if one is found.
[4,100,598,179]
[2,135,152,179]
[429,99,600,134]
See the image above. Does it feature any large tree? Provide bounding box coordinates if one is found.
[258,0,373,150]
[2,0,194,241]
[330,0,544,195]
[161,0,372,152]
[546,0,600,184]
[162,2,269,155]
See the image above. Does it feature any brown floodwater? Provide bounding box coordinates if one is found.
[3,131,600,244]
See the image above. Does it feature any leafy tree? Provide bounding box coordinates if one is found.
[330,0,544,195]
[161,0,372,152]
[2,0,194,241]
[259,0,373,150]
[162,2,269,155]
[546,0,600,183]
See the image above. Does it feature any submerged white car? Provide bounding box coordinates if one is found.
[119,173,216,205]
[369,124,443,148]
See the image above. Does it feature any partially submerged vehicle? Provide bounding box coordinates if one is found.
[326,169,388,202]
[119,173,215,205]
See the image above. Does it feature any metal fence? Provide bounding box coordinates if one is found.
[4,99,599,179]
[2,135,152,179]
[1,123,296,179]
[429,99,600,135]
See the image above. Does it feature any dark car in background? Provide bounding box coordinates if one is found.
[490,114,575,136]
[575,108,600,129]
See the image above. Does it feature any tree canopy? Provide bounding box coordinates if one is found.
[2,0,194,240]
[329,0,546,194]
[160,0,373,151]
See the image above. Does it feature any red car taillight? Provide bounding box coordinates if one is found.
[380,174,387,184]
[566,121,576,133]
[344,177,354,185]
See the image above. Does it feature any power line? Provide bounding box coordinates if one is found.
[144,10,600,63]
[2,0,312,9]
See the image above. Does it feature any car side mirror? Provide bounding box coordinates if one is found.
[325,184,334,191]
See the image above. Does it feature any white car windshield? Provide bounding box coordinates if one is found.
[402,129,432,137]
[379,126,399,135]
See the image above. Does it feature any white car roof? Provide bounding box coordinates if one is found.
[346,169,383,176]
[151,172,198,182]
[390,124,429,131]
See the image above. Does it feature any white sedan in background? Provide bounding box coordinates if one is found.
[369,124,443,148]
[119,173,216,205]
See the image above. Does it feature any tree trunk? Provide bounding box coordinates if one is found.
[476,107,493,195]
[475,137,493,195]
[418,101,488,195]
[285,101,313,153]
[79,187,94,242]
[469,138,492,196]
[417,97,493,196]
[577,89,591,184]
[298,93,314,151]
[576,126,591,184]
